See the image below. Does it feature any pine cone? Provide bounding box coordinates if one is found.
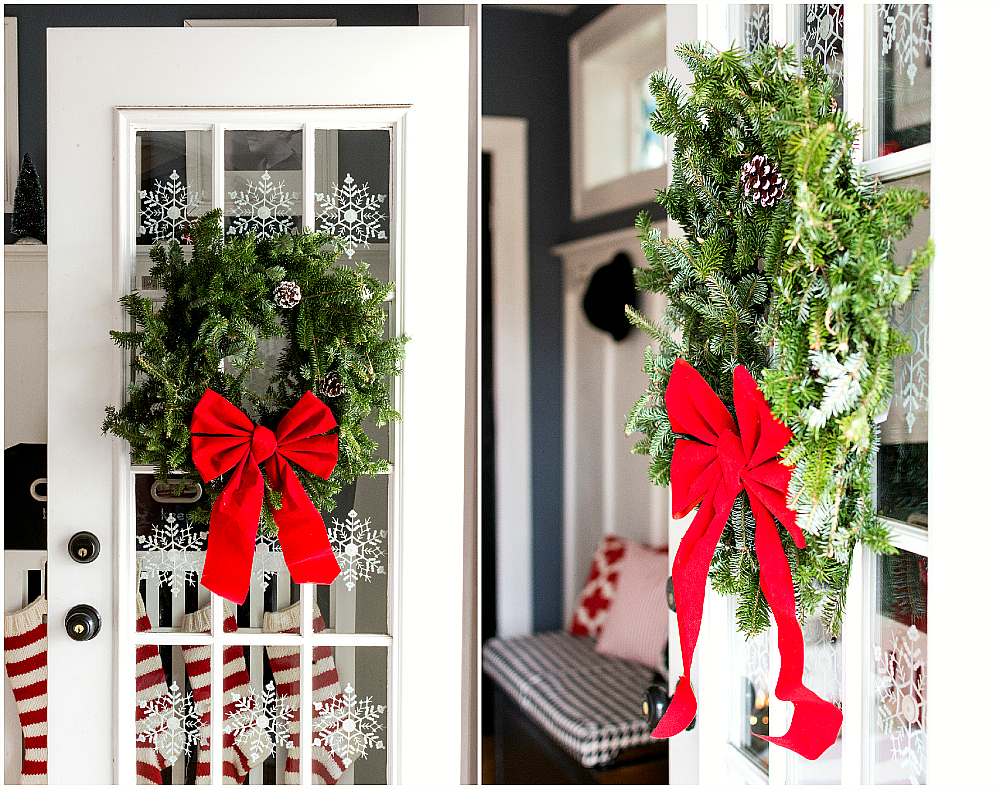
[317,371,344,398]
[740,154,788,208]
[274,280,302,309]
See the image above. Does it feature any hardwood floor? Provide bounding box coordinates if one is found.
[482,734,496,784]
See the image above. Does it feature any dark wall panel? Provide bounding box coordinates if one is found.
[3,4,418,243]
[482,5,663,632]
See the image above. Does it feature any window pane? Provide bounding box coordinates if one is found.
[731,625,771,771]
[796,5,845,109]
[729,4,770,54]
[877,171,930,528]
[317,474,391,635]
[136,473,211,631]
[135,642,204,784]
[135,129,212,290]
[874,5,932,156]
[314,129,392,284]
[224,129,303,237]
[312,646,388,784]
[789,614,843,784]
[870,549,927,784]
[579,8,666,189]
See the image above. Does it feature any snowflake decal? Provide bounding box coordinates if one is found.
[880,4,932,87]
[313,683,385,767]
[137,681,199,766]
[874,623,926,783]
[252,530,290,590]
[801,5,844,90]
[741,627,771,709]
[224,682,296,764]
[328,509,386,591]
[137,512,207,597]
[315,173,387,258]
[801,614,842,706]
[739,4,771,54]
[888,273,928,433]
[139,170,207,242]
[228,171,299,238]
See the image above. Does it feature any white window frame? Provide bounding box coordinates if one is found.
[115,106,406,784]
[569,4,669,221]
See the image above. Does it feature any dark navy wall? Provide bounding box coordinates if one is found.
[3,4,419,244]
[482,5,662,633]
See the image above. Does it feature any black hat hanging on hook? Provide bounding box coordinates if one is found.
[582,251,637,342]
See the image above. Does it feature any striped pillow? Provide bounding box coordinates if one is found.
[594,542,671,670]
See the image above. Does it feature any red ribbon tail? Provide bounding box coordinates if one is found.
[268,456,342,585]
[200,456,261,605]
[750,495,843,760]
[652,675,697,738]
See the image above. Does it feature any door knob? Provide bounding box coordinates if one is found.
[643,682,696,732]
[65,604,101,641]
[68,531,100,563]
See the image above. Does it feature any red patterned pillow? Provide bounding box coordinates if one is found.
[570,535,669,637]
[569,535,629,637]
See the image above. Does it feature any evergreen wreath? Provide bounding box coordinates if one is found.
[103,210,406,534]
[626,42,933,636]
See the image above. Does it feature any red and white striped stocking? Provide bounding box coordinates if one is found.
[182,602,272,784]
[263,601,347,785]
[135,593,169,784]
[4,595,47,785]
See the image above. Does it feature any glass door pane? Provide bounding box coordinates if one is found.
[312,646,389,785]
[876,171,931,529]
[314,129,391,277]
[794,4,845,108]
[135,129,212,290]
[788,614,843,784]
[729,4,771,54]
[869,549,927,784]
[872,5,932,157]
[224,129,304,237]
[731,623,771,772]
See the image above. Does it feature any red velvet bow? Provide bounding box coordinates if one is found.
[653,359,842,760]
[190,389,342,604]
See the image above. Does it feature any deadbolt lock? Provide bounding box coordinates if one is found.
[68,531,100,564]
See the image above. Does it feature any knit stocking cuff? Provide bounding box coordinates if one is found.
[5,595,46,638]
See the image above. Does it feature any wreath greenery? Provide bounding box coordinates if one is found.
[626,42,933,636]
[103,210,406,534]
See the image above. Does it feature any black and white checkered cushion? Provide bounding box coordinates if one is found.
[483,630,659,768]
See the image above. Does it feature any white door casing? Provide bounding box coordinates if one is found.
[482,116,533,639]
[47,27,469,784]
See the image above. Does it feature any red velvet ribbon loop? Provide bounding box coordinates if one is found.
[190,389,342,604]
[653,359,842,760]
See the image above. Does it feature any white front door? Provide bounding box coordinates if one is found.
[46,27,469,784]
[688,6,935,785]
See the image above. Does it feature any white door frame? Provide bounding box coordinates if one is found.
[482,116,533,639]
[47,26,469,784]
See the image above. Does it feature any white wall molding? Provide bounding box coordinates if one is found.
[554,221,668,625]
[4,17,18,212]
[4,244,47,448]
[483,116,533,638]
